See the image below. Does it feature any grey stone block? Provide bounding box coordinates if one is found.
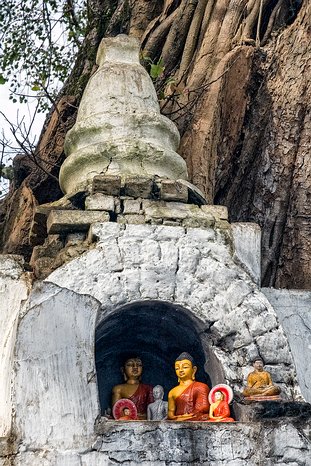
[47,210,110,234]
[215,219,231,229]
[163,220,182,226]
[66,233,86,246]
[117,214,146,225]
[201,205,228,220]
[92,175,121,196]
[124,175,153,198]
[182,217,214,228]
[160,179,188,202]
[85,193,115,212]
[32,256,55,279]
[123,199,141,214]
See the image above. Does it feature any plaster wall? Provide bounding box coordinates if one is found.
[262,288,311,402]
[0,256,29,437]
[13,284,101,451]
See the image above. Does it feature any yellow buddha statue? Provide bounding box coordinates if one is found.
[243,357,281,398]
[168,352,210,421]
[112,357,154,419]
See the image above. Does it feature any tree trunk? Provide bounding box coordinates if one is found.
[0,0,309,289]
[216,2,311,288]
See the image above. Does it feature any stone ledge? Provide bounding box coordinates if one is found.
[92,418,310,465]
[47,200,229,233]
[47,210,110,234]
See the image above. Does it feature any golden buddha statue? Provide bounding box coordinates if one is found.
[243,357,281,398]
[112,357,154,419]
[168,352,210,421]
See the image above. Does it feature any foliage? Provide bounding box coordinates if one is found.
[0,0,87,111]
[0,162,13,197]
[142,55,165,81]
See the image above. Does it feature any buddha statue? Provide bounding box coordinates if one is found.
[168,352,210,421]
[208,388,235,422]
[243,357,281,398]
[118,407,132,420]
[112,357,154,419]
[147,385,168,420]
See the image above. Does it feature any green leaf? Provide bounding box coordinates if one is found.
[0,74,6,84]
[31,84,41,91]
[1,166,14,180]
[150,63,165,80]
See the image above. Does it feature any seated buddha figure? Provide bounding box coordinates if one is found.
[208,389,234,422]
[243,357,281,398]
[112,357,154,419]
[147,385,168,420]
[168,352,210,421]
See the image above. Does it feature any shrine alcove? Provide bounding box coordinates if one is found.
[95,300,214,413]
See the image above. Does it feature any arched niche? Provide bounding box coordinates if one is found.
[95,300,217,413]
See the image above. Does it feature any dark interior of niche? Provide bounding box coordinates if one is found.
[95,301,211,413]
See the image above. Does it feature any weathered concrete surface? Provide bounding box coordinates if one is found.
[47,222,301,400]
[0,255,30,438]
[232,222,261,285]
[10,420,311,465]
[263,288,311,403]
[94,420,311,465]
[59,35,187,195]
[13,283,101,450]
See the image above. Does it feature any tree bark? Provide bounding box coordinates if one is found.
[216,2,311,288]
[0,0,309,289]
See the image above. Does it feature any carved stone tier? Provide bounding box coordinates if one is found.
[59,35,188,195]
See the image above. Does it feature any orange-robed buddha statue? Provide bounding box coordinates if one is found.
[112,357,154,419]
[208,388,234,422]
[243,357,281,398]
[168,352,210,421]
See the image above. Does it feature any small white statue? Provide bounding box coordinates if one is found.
[147,385,168,420]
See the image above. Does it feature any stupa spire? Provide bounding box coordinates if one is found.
[59,34,188,195]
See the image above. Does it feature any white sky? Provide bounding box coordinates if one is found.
[0,84,46,196]
[0,84,46,164]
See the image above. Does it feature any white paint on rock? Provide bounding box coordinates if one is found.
[232,222,261,285]
[263,288,311,402]
[0,255,29,437]
[14,283,101,450]
[47,223,300,399]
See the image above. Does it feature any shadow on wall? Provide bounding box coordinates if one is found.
[95,301,220,413]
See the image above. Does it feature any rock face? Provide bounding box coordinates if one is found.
[59,35,188,195]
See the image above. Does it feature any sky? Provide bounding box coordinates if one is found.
[0,83,46,196]
[0,83,45,159]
